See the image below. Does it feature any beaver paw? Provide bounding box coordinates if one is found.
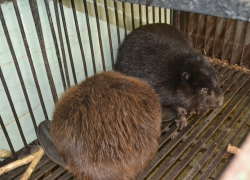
[177,107,187,115]
[176,115,187,130]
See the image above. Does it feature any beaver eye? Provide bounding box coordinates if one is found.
[202,87,208,92]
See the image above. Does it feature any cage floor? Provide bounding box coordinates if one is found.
[1,60,250,180]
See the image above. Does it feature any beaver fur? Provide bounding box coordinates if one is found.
[50,71,162,180]
[115,23,224,129]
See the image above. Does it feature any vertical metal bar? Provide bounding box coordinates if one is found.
[93,0,106,71]
[122,2,127,36]
[82,0,97,74]
[71,0,88,78]
[159,7,161,23]
[175,10,180,30]
[230,21,248,65]
[44,0,67,90]
[153,7,155,23]
[104,0,115,69]
[131,3,135,30]
[212,17,219,56]
[58,0,78,84]
[139,4,142,26]
[240,22,250,68]
[29,0,58,102]
[212,17,227,59]
[164,8,167,23]
[0,68,28,149]
[221,19,236,62]
[53,0,70,88]
[0,115,17,159]
[114,1,121,45]
[187,13,198,47]
[170,9,174,26]
[146,5,149,24]
[195,14,207,50]
[204,16,217,56]
[0,5,38,133]
[13,0,49,120]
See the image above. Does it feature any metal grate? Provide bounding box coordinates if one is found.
[173,11,250,69]
[1,60,250,180]
[0,0,250,179]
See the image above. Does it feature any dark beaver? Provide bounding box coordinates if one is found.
[115,23,224,130]
[50,71,162,180]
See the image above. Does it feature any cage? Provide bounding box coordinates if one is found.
[0,0,250,179]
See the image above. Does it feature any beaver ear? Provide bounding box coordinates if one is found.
[182,72,190,80]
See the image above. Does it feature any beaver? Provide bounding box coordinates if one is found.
[40,71,162,180]
[115,23,224,130]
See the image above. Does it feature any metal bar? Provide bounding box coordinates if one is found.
[174,10,180,30]
[135,67,237,180]
[30,161,58,180]
[70,0,88,78]
[199,106,250,180]
[122,2,127,36]
[29,0,58,102]
[184,83,250,180]
[221,19,236,62]
[53,0,70,88]
[150,73,250,180]
[0,67,28,149]
[164,8,167,23]
[159,7,161,23]
[214,63,224,72]
[240,22,250,67]
[58,0,77,84]
[217,65,230,77]
[57,171,73,180]
[212,17,227,59]
[12,0,49,120]
[82,0,97,74]
[146,5,148,24]
[167,79,250,180]
[139,4,142,26]
[170,9,174,26]
[44,167,65,180]
[211,17,219,56]
[205,16,216,56]
[0,5,38,132]
[93,0,106,71]
[0,115,17,159]
[131,3,135,30]
[187,13,198,47]
[153,6,155,23]
[219,69,237,85]
[195,14,206,50]
[104,0,115,69]
[114,1,121,45]
[230,21,248,65]
[44,0,67,90]
[14,156,51,180]
[213,127,250,180]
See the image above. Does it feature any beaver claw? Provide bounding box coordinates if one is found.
[176,115,187,130]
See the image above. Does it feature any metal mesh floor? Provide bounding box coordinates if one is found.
[1,60,250,180]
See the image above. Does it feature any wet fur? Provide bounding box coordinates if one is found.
[115,24,223,128]
[50,71,162,180]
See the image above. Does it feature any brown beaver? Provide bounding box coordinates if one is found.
[49,71,161,180]
[115,23,224,130]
